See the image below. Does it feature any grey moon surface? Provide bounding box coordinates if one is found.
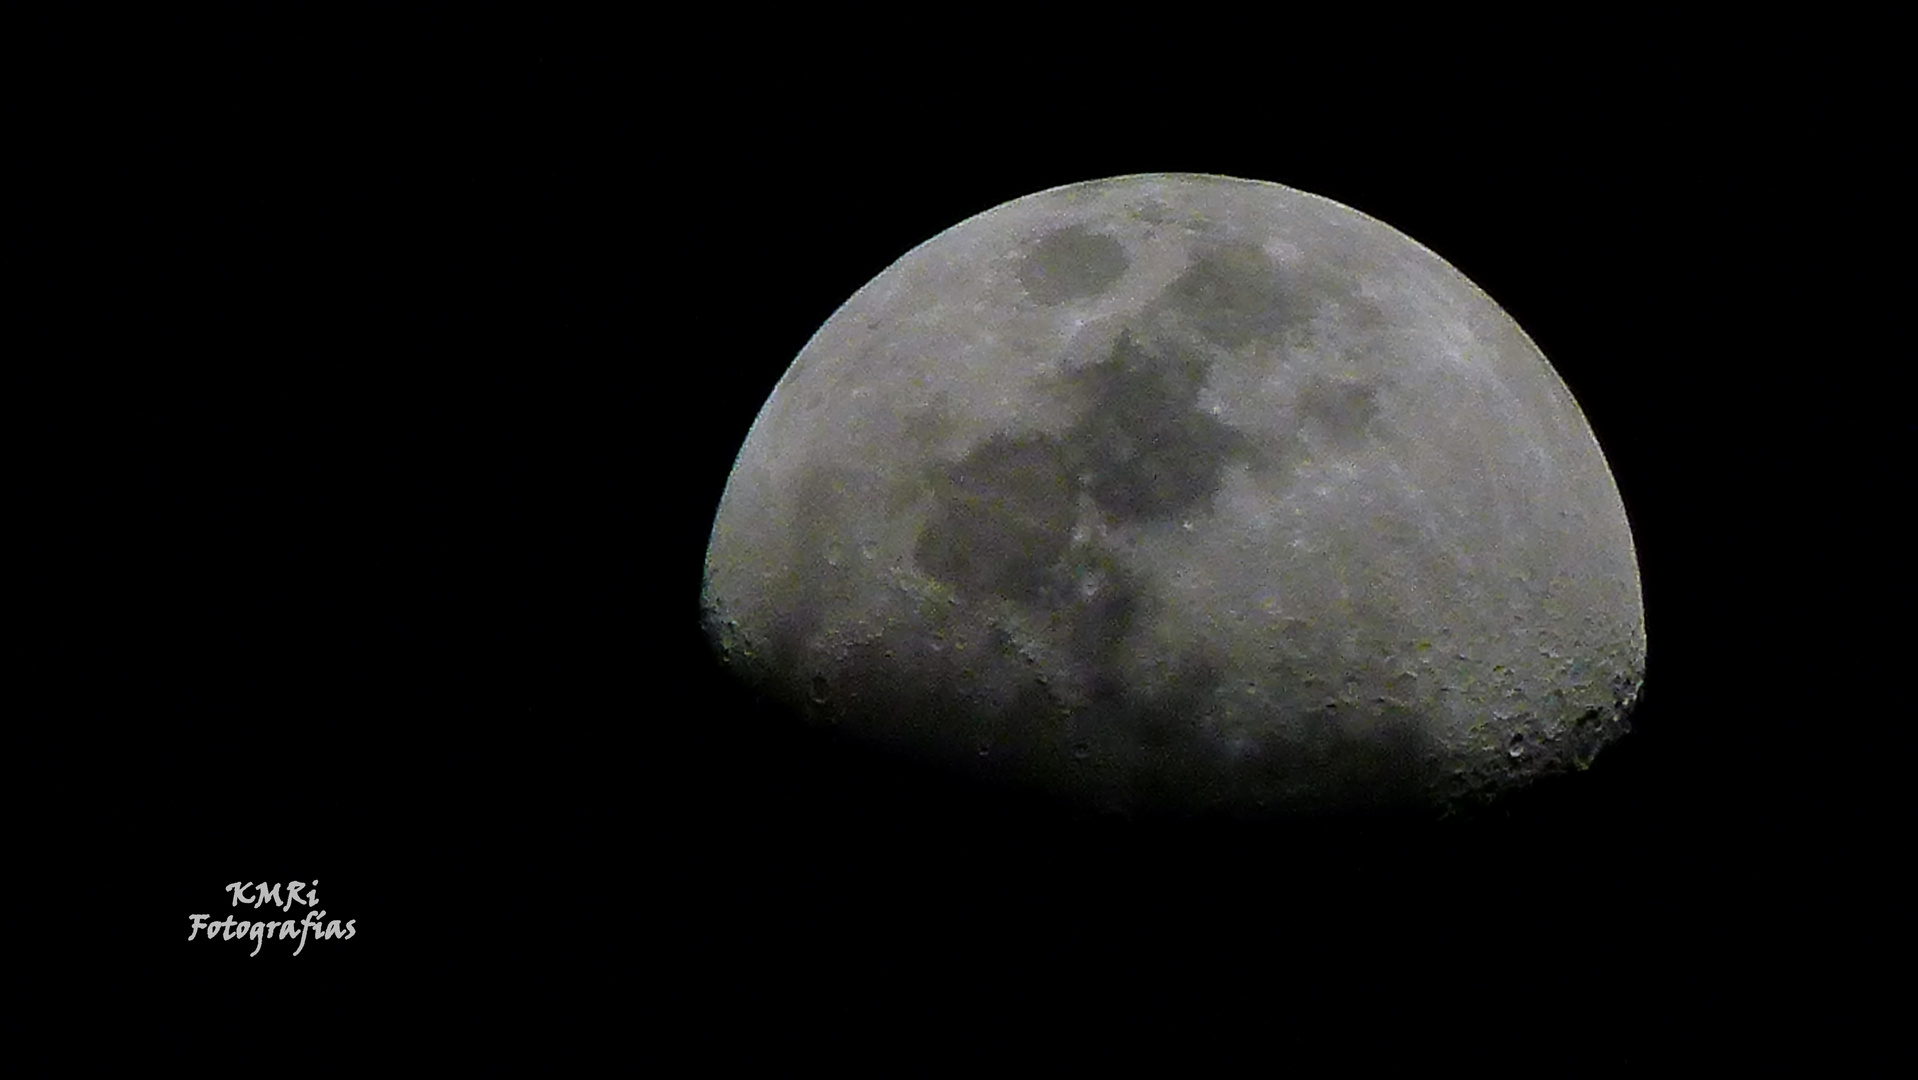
[702,174,1645,816]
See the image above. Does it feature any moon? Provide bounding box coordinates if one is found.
[701,174,1645,817]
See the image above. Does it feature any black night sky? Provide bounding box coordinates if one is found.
[58,17,1884,1067]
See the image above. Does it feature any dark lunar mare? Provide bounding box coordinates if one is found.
[725,316,1444,815]
[1059,330,1248,524]
[1016,225,1130,305]
[911,327,1242,710]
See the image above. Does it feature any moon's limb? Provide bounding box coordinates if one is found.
[703,174,1645,816]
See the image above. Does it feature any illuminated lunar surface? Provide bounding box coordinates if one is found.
[701,173,1644,817]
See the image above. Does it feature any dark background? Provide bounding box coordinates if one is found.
[51,18,1881,1064]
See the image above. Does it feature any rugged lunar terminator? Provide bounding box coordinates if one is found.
[702,174,1645,817]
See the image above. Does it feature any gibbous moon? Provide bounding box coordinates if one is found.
[702,174,1645,817]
